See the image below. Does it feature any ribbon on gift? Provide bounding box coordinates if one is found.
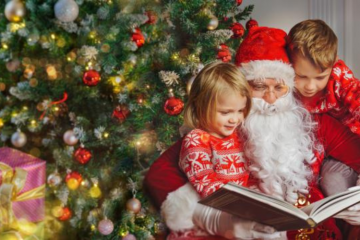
[0,162,45,239]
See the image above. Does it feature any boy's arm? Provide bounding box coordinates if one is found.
[315,113,360,173]
[330,60,360,133]
[180,130,225,198]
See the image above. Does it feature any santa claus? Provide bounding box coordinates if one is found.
[145,27,360,239]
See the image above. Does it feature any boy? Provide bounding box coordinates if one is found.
[287,19,360,136]
[288,19,360,238]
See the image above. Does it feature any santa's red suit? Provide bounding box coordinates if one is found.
[144,113,360,240]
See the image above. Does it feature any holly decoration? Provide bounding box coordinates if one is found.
[246,18,259,30]
[230,22,245,38]
[164,95,184,116]
[83,70,101,86]
[74,147,92,164]
[112,105,130,123]
[58,207,72,221]
[131,28,145,48]
[217,44,232,62]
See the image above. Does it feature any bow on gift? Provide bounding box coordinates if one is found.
[0,162,45,239]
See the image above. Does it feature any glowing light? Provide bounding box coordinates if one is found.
[50,34,56,40]
[0,119,4,128]
[2,43,9,49]
[103,132,109,138]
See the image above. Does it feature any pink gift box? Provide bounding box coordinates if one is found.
[0,147,46,222]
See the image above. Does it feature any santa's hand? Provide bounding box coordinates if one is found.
[334,182,360,225]
[193,203,283,239]
[334,203,360,225]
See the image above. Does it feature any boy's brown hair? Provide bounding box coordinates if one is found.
[287,19,338,71]
[184,61,252,131]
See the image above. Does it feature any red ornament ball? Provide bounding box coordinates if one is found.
[83,70,101,86]
[164,96,184,116]
[58,207,72,221]
[217,44,232,62]
[236,0,243,5]
[65,171,83,183]
[230,22,245,38]
[246,18,259,30]
[112,105,130,123]
[74,147,92,164]
[131,28,145,48]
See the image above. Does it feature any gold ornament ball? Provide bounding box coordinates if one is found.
[67,178,80,190]
[51,206,64,218]
[0,83,6,92]
[126,198,141,214]
[89,185,102,198]
[29,78,38,87]
[5,0,26,23]
[207,16,219,30]
[63,130,79,146]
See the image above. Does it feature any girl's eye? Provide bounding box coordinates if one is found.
[220,112,229,115]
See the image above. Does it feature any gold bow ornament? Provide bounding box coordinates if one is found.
[0,162,45,240]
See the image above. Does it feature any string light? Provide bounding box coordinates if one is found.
[103,132,109,138]
[0,118,4,128]
[50,34,56,40]
[2,43,8,49]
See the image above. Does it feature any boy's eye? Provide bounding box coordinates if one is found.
[296,75,307,79]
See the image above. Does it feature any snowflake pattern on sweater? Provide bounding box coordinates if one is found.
[179,129,249,198]
[300,59,360,135]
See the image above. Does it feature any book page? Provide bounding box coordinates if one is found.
[199,183,310,231]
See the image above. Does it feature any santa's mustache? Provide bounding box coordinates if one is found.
[250,94,294,116]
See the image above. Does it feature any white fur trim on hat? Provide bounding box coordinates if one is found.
[240,60,295,88]
[160,182,200,231]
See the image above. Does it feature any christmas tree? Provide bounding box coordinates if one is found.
[0,0,255,239]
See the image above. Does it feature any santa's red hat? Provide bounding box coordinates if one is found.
[235,26,295,88]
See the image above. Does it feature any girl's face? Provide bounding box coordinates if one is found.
[207,91,247,139]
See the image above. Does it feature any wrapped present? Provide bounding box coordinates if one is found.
[0,147,45,238]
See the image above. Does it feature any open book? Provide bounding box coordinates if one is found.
[199,183,360,231]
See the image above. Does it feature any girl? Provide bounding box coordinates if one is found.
[168,61,252,239]
[180,61,252,199]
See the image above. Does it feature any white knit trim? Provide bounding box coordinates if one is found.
[160,182,200,231]
[240,60,295,88]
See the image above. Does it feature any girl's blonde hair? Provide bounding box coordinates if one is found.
[184,61,252,131]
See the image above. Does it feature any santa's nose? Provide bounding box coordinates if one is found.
[262,92,277,104]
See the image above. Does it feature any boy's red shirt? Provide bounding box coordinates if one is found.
[297,59,360,135]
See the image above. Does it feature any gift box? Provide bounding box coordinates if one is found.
[0,147,46,223]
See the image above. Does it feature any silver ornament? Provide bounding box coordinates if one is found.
[54,0,79,22]
[98,218,114,235]
[5,0,26,23]
[126,197,141,214]
[63,129,79,146]
[47,171,62,187]
[207,16,219,31]
[11,130,27,148]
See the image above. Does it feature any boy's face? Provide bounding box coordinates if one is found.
[292,54,332,98]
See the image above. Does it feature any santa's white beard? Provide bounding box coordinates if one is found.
[243,93,319,204]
